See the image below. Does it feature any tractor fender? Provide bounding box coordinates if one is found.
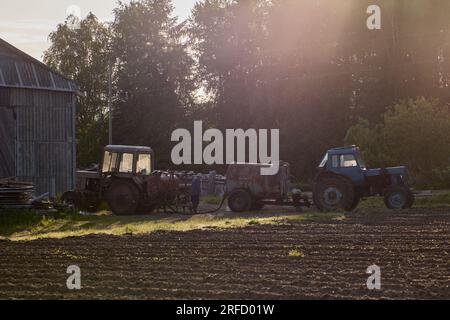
[103,176,144,196]
[314,172,354,186]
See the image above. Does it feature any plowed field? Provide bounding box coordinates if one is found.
[0,208,449,299]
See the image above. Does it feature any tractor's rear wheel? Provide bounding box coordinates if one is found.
[405,189,415,209]
[137,203,156,215]
[313,175,355,212]
[228,190,252,212]
[105,180,141,215]
[384,187,413,209]
[348,194,361,211]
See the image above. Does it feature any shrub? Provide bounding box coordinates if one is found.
[346,97,450,188]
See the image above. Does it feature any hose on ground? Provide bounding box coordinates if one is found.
[177,194,228,215]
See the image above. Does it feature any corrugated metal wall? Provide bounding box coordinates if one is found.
[0,88,75,196]
[0,105,15,177]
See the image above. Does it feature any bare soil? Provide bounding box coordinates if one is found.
[0,207,449,300]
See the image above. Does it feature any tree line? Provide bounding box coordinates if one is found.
[44,0,450,187]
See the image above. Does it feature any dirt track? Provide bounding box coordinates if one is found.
[0,208,449,300]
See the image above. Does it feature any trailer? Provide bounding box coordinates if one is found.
[225,162,310,212]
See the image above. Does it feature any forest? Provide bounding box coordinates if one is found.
[43,0,450,187]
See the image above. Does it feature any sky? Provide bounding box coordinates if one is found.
[0,0,198,61]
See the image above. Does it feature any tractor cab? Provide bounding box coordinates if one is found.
[101,145,155,176]
[318,146,366,186]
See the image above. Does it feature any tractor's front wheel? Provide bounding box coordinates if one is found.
[384,187,414,209]
[313,175,356,212]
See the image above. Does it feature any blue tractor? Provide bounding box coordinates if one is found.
[313,146,414,211]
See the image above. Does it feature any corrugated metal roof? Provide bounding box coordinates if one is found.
[0,38,81,95]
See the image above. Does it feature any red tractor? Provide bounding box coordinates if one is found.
[62,145,191,215]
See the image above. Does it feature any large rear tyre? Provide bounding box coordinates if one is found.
[405,189,415,209]
[105,180,141,215]
[313,175,355,212]
[348,194,361,211]
[137,204,156,215]
[228,190,252,212]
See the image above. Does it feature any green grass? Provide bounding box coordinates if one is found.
[414,193,450,207]
[0,210,44,236]
[288,248,305,258]
[248,219,261,226]
[1,192,449,242]
[358,197,385,208]
[286,212,346,221]
[0,207,346,242]
[201,195,224,206]
[0,209,288,241]
[358,192,450,208]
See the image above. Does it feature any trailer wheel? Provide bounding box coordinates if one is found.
[384,187,411,209]
[228,190,252,212]
[105,180,140,215]
[313,175,355,212]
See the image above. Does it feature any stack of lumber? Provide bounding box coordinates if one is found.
[0,178,35,208]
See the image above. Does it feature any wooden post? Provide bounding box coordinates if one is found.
[108,62,113,145]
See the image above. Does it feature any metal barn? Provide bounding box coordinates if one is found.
[0,38,79,196]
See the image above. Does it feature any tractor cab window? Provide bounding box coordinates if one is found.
[319,154,328,167]
[136,153,152,175]
[340,154,358,167]
[331,155,339,168]
[119,153,134,173]
[102,151,119,173]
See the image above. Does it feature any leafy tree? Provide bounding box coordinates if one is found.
[44,13,111,167]
[189,0,355,176]
[189,0,269,129]
[346,97,450,186]
[345,118,391,167]
[112,0,196,167]
[383,98,450,173]
[190,0,450,178]
[43,0,450,179]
